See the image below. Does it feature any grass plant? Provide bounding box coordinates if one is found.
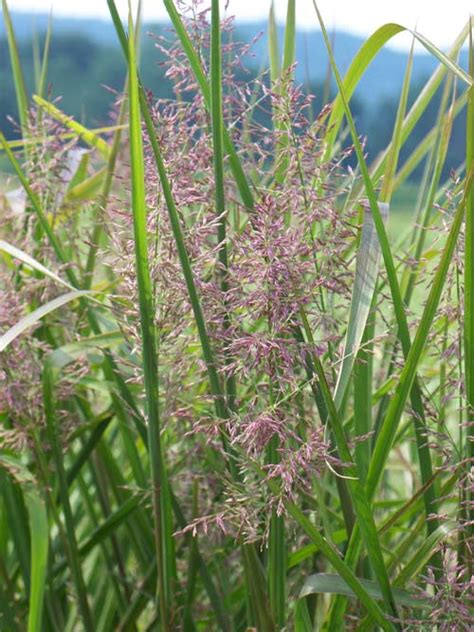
[0,1,473,630]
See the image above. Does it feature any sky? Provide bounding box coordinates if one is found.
[4,0,473,51]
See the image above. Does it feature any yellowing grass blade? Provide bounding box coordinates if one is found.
[33,95,111,160]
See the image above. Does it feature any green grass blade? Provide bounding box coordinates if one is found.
[311,1,412,380]
[380,38,415,203]
[272,494,394,631]
[48,331,125,372]
[377,35,443,558]
[324,20,473,156]
[268,1,280,84]
[464,20,474,543]
[356,521,456,631]
[312,3,445,624]
[2,0,29,135]
[312,0,439,513]
[127,12,176,627]
[0,456,49,632]
[0,471,31,595]
[37,12,52,99]
[65,167,107,203]
[25,489,49,632]
[300,573,429,610]
[282,0,296,73]
[394,522,455,587]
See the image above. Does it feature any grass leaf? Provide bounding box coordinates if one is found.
[0,239,75,290]
[127,11,176,626]
[334,201,389,409]
[0,290,91,353]
[2,0,29,135]
[300,573,429,610]
[33,95,111,159]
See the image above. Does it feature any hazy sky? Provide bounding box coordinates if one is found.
[4,0,473,51]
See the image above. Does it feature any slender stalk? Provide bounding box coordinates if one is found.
[210,0,236,410]
[464,20,474,561]
[127,13,175,628]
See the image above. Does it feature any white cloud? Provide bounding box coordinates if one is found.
[4,0,473,51]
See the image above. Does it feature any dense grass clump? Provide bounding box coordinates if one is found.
[0,1,473,629]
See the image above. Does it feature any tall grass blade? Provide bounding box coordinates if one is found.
[464,19,474,551]
[282,0,296,73]
[312,0,439,516]
[258,473,395,631]
[380,39,415,203]
[333,201,389,409]
[464,19,474,520]
[25,488,48,632]
[378,35,443,563]
[268,1,280,84]
[127,12,176,628]
[0,456,49,632]
[2,0,29,135]
[36,12,52,99]
[324,20,473,158]
[310,353,400,625]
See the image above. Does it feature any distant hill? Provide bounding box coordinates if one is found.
[1,11,468,112]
